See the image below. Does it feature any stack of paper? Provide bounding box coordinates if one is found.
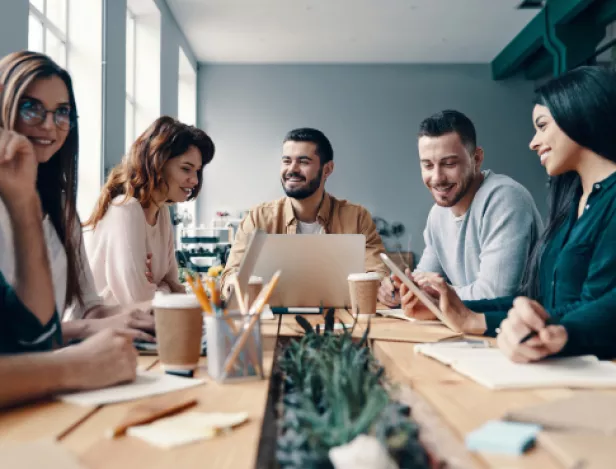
[415,343,616,390]
[58,371,205,406]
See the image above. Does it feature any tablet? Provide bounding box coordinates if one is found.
[379,253,460,332]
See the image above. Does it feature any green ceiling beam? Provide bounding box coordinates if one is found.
[593,0,616,25]
[491,11,545,80]
[491,0,614,80]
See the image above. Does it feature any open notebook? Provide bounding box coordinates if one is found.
[415,343,616,390]
[57,371,205,406]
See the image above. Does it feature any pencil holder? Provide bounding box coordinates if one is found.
[205,312,264,383]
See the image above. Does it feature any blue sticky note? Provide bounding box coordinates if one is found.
[465,420,541,455]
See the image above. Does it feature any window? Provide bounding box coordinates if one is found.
[28,0,68,68]
[125,9,137,152]
[125,2,161,152]
[178,47,197,126]
[28,0,104,220]
[176,47,199,225]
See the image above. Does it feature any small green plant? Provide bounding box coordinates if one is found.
[276,309,429,469]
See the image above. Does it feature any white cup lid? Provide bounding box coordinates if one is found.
[152,293,201,309]
[348,272,382,281]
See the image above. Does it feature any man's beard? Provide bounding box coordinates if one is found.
[281,166,323,200]
[431,172,474,208]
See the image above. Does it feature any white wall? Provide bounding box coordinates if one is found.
[197,64,547,254]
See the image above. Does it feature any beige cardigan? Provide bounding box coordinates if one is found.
[83,196,184,307]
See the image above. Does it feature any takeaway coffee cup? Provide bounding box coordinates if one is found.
[152,293,203,371]
[348,272,382,317]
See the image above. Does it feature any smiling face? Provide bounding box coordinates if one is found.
[529,104,583,176]
[280,140,332,200]
[13,75,72,164]
[160,145,203,203]
[418,132,482,208]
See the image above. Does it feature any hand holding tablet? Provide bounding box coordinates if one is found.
[380,253,461,332]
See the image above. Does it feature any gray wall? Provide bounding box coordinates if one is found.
[197,64,547,254]
[0,2,28,59]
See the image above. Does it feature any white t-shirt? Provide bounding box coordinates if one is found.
[297,220,324,235]
[0,198,103,321]
[83,196,184,306]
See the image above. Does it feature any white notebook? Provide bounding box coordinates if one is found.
[415,343,616,390]
[58,371,205,406]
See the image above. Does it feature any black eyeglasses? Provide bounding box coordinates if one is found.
[18,99,77,131]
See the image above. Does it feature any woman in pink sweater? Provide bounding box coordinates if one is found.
[84,116,215,306]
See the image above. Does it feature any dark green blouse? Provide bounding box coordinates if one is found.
[0,271,62,354]
[465,171,616,358]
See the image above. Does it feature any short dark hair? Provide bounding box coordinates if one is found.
[418,110,477,152]
[283,128,333,164]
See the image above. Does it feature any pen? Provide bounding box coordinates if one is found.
[270,307,321,314]
[110,398,198,437]
[519,317,557,344]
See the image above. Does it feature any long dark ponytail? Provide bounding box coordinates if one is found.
[521,66,616,298]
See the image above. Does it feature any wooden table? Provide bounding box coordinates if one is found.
[0,313,603,468]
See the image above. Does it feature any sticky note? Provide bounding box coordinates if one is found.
[465,420,541,455]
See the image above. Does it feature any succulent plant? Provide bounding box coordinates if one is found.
[276,309,430,469]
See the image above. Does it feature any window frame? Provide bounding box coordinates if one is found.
[125,7,137,148]
[29,0,69,67]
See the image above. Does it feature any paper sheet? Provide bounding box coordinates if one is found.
[415,343,616,390]
[127,411,249,449]
[58,371,205,406]
[0,440,86,469]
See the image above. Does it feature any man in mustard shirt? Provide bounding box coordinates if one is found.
[221,128,391,301]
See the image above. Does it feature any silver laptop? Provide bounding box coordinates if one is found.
[252,234,365,308]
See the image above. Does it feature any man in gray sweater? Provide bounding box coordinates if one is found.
[380,110,542,310]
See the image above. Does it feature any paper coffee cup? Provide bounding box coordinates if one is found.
[247,276,264,310]
[348,272,382,317]
[152,293,203,371]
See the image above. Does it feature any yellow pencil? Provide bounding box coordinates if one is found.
[187,273,213,315]
[222,271,281,379]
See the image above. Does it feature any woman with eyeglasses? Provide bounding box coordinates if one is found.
[0,51,155,344]
[397,66,616,362]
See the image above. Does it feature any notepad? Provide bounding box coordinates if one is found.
[127,411,249,449]
[415,343,616,390]
[377,308,440,325]
[354,321,462,343]
[466,420,541,455]
[58,371,205,406]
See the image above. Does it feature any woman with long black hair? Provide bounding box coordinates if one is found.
[399,65,616,362]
